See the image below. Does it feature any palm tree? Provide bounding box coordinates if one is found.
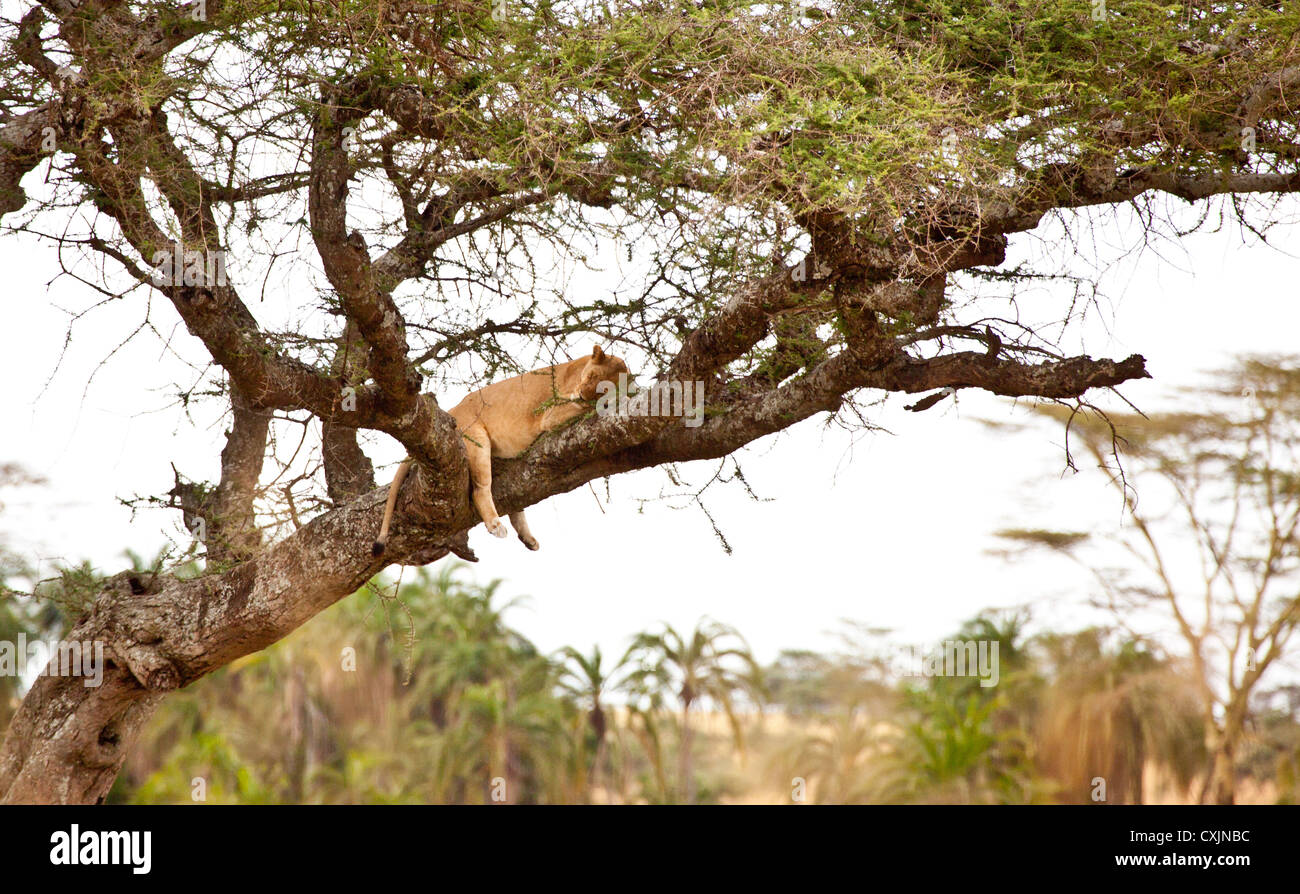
[371,566,575,803]
[621,619,764,804]
[457,660,571,804]
[556,645,623,802]
[883,689,1042,804]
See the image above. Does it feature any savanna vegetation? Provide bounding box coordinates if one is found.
[5,554,1297,804]
[3,0,1300,802]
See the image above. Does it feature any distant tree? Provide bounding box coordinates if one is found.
[764,637,895,717]
[556,645,623,802]
[763,650,839,716]
[1034,630,1205,803]
[1000,358,1300,803]
[621,619,763,804]
[883,614,1044,804]
[778,711,885,804]
[1245,686,1300,804]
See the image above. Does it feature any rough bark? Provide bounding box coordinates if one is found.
[2,0,1295,803]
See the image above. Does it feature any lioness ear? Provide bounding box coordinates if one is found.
[591,345,605,362]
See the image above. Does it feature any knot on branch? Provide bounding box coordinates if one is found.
[99,569,160,598]
[116,642,182,692]
[346,229,369,255]
[88,572,182,692]
[82,721,127,770]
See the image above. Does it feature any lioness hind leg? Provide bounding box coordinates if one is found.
[509,510,540,551]
[462,424,508,538]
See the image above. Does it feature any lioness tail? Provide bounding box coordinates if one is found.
[372,458,413,557]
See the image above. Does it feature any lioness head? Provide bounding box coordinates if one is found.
[577,345,631,400]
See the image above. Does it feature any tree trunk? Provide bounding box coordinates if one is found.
[589,702,607,804]
[1205,708,1247,805]
[679,702,695,805]
[1206,746,1236,805]
[0,480,411,804]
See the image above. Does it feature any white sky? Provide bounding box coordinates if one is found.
[3,197,1300,670]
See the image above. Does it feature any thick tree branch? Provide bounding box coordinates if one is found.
[0,336,1150,803]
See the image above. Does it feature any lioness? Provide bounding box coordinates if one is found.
[373,346,632,556]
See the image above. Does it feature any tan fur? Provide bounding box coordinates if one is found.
[371,458,412,557]
[372,346,630,556]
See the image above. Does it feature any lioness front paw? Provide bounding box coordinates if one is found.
[519,534,540,551]
[487,518,509,538]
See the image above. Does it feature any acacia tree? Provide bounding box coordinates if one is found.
[1000,360,1300,804]
[1,0,1298,803]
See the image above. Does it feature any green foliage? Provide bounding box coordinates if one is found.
[995,527,1090,552]
[100,568,1293,803]
[768,611,1225,803]
[620,618,765,801]
[64,0,1298,382]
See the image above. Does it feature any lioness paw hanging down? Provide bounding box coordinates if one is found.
[373,346,632,556]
